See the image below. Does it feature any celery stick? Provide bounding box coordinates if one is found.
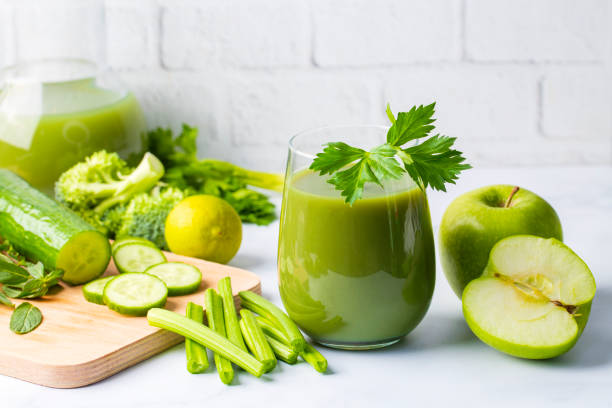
[185,302,209,374]
[266,335,297,365]
[239,291,306,353]
[205,289,235,384]
[256,316,290,345]
[255,308,327,372]
[239,309,276,372]
[147,308,264,378]
[218,277,248,352]
[300,342,328,373]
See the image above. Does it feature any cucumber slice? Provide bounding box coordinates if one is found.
[144,262,202,296]
[56,230,112,285]
[113,243,166,274]
[112,237,157,254]
[103,273,167,316]
[82,275,115,305]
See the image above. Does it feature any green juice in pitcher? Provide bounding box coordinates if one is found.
[278,170,436,349]
[0,61,145,193]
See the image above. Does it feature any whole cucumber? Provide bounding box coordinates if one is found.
[0,170,111,285]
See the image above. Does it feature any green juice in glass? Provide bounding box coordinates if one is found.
[0,75,144,194]
[278,170,436,349]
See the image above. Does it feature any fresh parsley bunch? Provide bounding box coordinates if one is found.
[310,103,471,205]
[132,125,283,226]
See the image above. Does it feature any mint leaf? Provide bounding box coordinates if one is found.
[0,259,30,285]
[16,279,47,299]
[25,262,45,280]
[43,269,64,288]
[0,290,12,307]
[309,103,471,204]
[10,302,42,334]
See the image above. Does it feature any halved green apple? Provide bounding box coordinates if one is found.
[462,235,596,359]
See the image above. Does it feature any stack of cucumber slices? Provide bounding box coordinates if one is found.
[82,237,202,316]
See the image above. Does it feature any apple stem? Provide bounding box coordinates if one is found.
[504,186,520,208]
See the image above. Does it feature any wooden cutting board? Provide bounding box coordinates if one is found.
[0,251,261,389]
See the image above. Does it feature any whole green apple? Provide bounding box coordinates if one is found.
[439,185,562,297]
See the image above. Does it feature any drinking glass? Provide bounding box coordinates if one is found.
[278,125,436,350]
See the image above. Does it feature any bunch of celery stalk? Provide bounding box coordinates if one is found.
[148,277,326,384]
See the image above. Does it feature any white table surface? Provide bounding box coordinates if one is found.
[1,166,611,408]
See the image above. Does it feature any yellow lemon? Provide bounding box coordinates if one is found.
[165,195,242,264]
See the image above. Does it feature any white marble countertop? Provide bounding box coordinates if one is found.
[1,166,611,408]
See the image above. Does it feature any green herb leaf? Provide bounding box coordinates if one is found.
[16,279,47,299]
[401,135,471,191]
[25,262,45,280]
[43,269,64,288]
[309,103,471,205]
[0,259,30,285]
[10,302,42,334]
[311,142,367,175]
[132,125,282,225]
[325,144,404,203]
[0,290,13,307]
[386,103,436,147]
[1,286,22,298]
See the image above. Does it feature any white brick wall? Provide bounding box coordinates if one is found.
[106,0,159,69]
[161,0,310,69]
[0,0,610,171]
[465,0,608,62]
[312,0,461,66]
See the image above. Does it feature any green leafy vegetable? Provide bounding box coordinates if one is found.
[10,302,42,334]
[135,124,283,225]
[0,249,63,300]
[310,103,471,205]
[0,241,64,334]
[0,258,30,285]
[0,291,12,307]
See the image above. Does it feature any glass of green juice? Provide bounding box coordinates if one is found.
[0,59,145,194]
[278,125,436,350]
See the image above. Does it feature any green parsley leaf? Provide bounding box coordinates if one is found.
[386,103,436,147]
[310,103,471,205]
[311,142,367,175]
[402,135,471,191]
[326,144,404,203]
[10,302,42,334]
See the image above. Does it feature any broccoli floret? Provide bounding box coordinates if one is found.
[55,151,165,214]
[114,186,187,249]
